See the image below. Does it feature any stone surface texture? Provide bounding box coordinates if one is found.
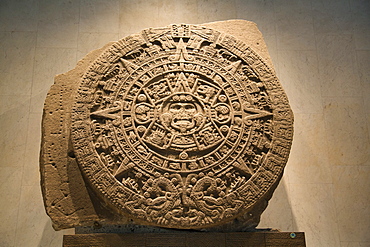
[40,42,119,230]
[40,20,293,231]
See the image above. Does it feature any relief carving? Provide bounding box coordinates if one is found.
[41,21,293,231]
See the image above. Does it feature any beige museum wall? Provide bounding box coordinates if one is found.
[0,0,369,246]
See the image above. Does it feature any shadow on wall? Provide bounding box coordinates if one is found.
[259,177,297,232]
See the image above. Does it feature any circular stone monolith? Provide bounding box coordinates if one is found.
[41,21,293,231]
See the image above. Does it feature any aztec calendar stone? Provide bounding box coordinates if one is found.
[69,23,293,229]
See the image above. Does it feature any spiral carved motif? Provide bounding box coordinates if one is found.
[71,24,293,229]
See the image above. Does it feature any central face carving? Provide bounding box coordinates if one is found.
[161,94,204,134]
[169,102,196,131]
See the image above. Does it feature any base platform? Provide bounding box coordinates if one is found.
[63,232,306,247]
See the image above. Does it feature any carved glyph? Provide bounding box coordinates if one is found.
[70,24,293,229]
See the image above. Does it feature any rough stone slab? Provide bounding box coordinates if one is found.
[202,20,274,70]
[40,19,293,230]
[40,42,131,230]
[63,232,306,247]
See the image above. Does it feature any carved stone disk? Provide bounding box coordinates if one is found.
[71,24,293,229]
